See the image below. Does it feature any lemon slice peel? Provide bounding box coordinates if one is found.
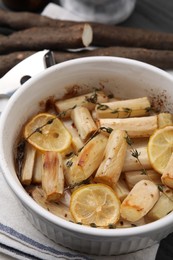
[70,183,120,227]
[24,113,72,152]
[148,126,173,174]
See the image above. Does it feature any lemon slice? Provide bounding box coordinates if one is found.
[70,184,120,227]
[148,126,173,174]
[24,113,71,152]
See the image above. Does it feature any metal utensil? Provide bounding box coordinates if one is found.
[0,49,55,113]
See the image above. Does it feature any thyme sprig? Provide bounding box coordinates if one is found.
[84,90,153,119]
[16,139,26,179]
[65,126,113,167]
[26,105,77,141]
[77,126,113,154]
[96,104,153,118]
[125,132,147,175]
[158,184,173,203]
[26,118,54,140]
[84,90,142,118]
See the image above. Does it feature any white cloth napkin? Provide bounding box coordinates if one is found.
[43,1,136,24]
[0,2,167,259]
[42,3,83,21]
[0,171,159,260]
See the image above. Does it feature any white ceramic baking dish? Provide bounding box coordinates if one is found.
[1,57,173,255]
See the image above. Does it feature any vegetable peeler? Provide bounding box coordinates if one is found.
[0,49,55,113]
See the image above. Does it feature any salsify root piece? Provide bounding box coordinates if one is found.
[64,133,108,186]
[55,91,108,118]
[71,106,98,141]
[120,180,160,222]
[92,23,173,50]
[53,47,173,70]
[63,122,84,153]
[95,97,151,118]
[98,115,158,138]
[21,142,36,185]
[0,51,35,78]
[94,129,127,186]
[147,186,173,220]
[124,170,162,190]
[0,9,77,30]
[29,186,74,221]
[42,151,64,201]
[1,9,173,51]
[0,24,93,54]
[113,175,130,202]
[32,150,43,184]
[2,47,173,78]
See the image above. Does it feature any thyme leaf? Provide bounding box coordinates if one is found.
[35,128,42,134]
[66,160,73,168]
[107,93,114,99]
[97,104,109,110]
[111,109,119,115]
[65,152,75,158]
[141,169,147,175]
[108,224,116,229]
[90,223,97,228]
[85,91,98,104]
[124,133,133,146]
[131,149,140,159]
[131,224,137,227]
[123,107,132,117]
[158,184,173,203]
[158,184,164,192]
[100,126,113,134]
[145,107,153,113]
[47,118,54,124]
